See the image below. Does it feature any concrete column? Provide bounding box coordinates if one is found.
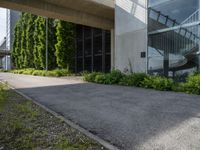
[115,0,148,73]
[5,56,7,70]
[163,33,169,77]
[111,28,115,70]
[198,0,200,72]
[0,58,2,68]
[163,51,169,77]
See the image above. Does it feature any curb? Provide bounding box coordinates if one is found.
[0,80,120,150]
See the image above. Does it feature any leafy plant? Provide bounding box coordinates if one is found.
[11,68,71,77]
[119,73,147,86]
[84,71,174,90]
[83,72,103,82]
[141,76,174,91]
[103,70,124,84]
[94,74,107,84]
[12,13,74,71]
[184,74,200,95]
[84,70,124,85]
[55,20,75,70]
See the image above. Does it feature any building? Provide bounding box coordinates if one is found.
[0,37,7,68]
[75,0,200,78]
[0,9,20,70]
[0,0,200,78]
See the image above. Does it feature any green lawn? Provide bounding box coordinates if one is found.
[0,83,106,150]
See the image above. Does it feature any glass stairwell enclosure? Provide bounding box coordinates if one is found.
[148,0,200,79]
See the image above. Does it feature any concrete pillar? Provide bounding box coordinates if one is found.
[198,0,200,72]
[163,33,169,77]
[0,58,2,68]
[198,43,200,72]
[163,51,169,77]
[111,28,115,70]
[115,0,148,73]
[5,56,7,70]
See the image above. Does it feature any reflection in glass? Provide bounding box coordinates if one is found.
[148,0,200,79]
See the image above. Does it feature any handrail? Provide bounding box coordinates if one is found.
[149,8,200,40]
[148,21,200,35]
[181,9,199,25]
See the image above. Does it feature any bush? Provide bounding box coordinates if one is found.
[94,74,107,84]
[84,70,124,85]
[83,72,103,82]
[141,76,174,91]
[11,68,71,77]
[103,70,124,84]
[172,82,185,92]
[45,69,71,77]
[0,69,8,72]
[184,74,200,95]
[21,68,35,75]
[84,71,174,91]
[11,68,35,75]
[32,70,44,76]
[119,73,147,87]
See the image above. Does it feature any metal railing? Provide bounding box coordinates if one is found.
[181,9,199,25]
[148,8,200,56]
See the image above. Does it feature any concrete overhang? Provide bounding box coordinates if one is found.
[0,0,115,30]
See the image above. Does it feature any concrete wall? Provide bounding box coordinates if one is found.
[2,56,11,70]
[115,0,148,73]
[4,9,20,70]
[6,9,20,50]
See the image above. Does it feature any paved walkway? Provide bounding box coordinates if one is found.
[1,73,200,150]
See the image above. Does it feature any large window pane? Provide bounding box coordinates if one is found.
[148,0,200,78]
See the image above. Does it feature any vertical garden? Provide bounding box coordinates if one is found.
[12,13,75,71]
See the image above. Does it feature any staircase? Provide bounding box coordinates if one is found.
[148,8,200,71]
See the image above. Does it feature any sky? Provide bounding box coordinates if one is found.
[0,7,6,42]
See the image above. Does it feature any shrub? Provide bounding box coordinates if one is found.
[0,69,8,72]
[32,70,44,76]
[141,76,174,91]
[119,73,147,87]
[11,68,35,75]
[184,74,200,95]
[103,70,124,84]
[11,68,71,77]
[44,69,71,77]
[84,70,124,85]
[21,68,35,75]
[83,72,103,82]
[172,82,185,92]
[94,74,107,84]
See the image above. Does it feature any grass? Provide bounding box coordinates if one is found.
[0,83,106,150]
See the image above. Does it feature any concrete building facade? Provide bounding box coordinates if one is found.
[0,9,20,70]
[115,0,148,73]
[0,0,200,78]
[6,9,20,51]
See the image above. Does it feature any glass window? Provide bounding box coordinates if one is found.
[148,0,200,79]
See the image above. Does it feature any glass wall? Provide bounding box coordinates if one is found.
[148,0,200,79]
[75,25,111,73]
